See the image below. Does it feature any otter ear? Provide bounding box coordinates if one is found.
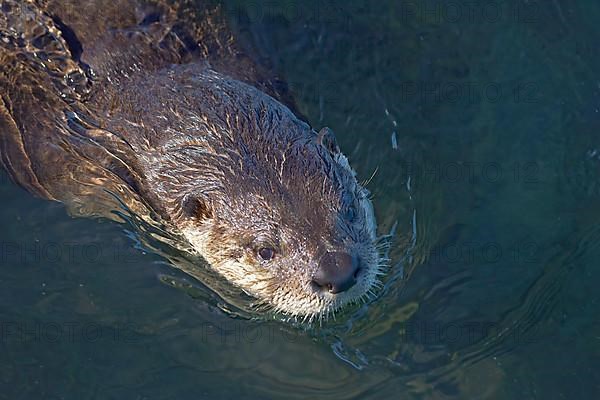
[317,127,340,155]
[181,194,213,221]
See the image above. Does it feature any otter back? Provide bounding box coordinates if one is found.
[0,0,296,218]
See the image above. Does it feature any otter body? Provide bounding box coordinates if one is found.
[0,0,382,320]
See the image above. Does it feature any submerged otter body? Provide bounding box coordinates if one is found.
[0,0,382,321]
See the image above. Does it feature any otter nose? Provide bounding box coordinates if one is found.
[312,252,360,294]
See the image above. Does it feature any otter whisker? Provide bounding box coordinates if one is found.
[361,165,380,188]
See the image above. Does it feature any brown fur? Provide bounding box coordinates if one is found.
[0,0,381,319]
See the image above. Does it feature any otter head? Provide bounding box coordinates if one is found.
[163,72,381,322]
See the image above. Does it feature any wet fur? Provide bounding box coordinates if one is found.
[0,0,382,320]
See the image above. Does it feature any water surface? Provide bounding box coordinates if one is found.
[1,0,600,398]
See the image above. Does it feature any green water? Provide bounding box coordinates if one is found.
[1,0,600,398]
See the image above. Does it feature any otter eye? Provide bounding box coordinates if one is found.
[258,247,276,261]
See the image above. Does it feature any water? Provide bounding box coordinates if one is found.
[1,0,600,398]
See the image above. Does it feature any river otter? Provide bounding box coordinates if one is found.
[0,0,382,322]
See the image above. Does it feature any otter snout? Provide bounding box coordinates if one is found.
[311,252,361,294]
